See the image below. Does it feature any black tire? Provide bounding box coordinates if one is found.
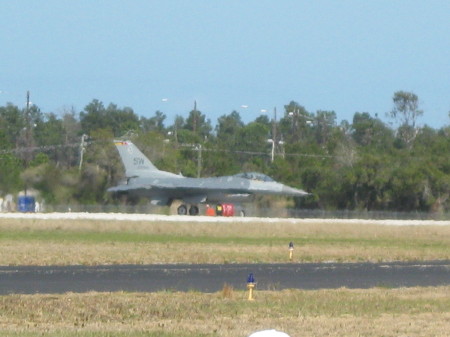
[189,205,199,216]
[177,204,188,215]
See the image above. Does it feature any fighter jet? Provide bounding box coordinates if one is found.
[108,140,309,215]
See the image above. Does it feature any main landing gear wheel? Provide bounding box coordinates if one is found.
[177,204,187,215]
[177,204,199,215]
[189,205,199,215]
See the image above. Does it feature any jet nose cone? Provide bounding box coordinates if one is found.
[281,185,309,196]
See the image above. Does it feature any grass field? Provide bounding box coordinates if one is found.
[1,287,449,337]
[0,217,449,336]
[0,218,449,265]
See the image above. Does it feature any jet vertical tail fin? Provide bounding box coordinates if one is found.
[114,140,159,177]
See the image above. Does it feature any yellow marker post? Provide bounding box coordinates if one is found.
[289,242,294,261]
[247,273,255,301]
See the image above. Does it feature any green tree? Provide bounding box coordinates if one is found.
[410,126,450,212]
[107,104,139,136]
[80,99,106,134]
[279,101,312,143]
[313,110,336,145]
[216,110,244,146]
[389,91,423,146]
[0,104,25,149]
[235,121,270,154]
[34,113,64,152]
[184,107,212,140]
[0,153,22,193]
[16,104,44,156]
[2,96,450,213]
[140,111,166,133]
[351,112,394,149]
[80,100,140,137]
[61,108,82,167]
[167,115,185,145]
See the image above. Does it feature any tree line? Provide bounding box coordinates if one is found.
[1,91,449,213]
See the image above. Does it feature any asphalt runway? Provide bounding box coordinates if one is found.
[1,261,449,294]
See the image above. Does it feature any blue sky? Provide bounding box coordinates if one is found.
[1,1,449,128]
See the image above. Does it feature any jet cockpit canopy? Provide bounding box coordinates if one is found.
[233,172,274,182]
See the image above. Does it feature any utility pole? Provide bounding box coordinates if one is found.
[26,90,30,119]
[272,106,277,143]
[272,107,277,162]
[24,90,33,165]
[196,144,202,177]
[22,91,33,196]
[193,100,202,176]
[25,90,30,144]
[193,100,198,135]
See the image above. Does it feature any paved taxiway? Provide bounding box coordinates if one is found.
[1,261,449,294]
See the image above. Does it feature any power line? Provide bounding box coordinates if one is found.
[0,142,81,155]
[0,140,336,160]
[180,146,336,159]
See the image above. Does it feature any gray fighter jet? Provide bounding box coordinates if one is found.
[108,140,309,215]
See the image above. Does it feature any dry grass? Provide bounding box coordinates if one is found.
[0,218,449,265]
[0,287,449,337]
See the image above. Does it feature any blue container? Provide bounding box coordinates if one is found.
[17,196,35,213]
